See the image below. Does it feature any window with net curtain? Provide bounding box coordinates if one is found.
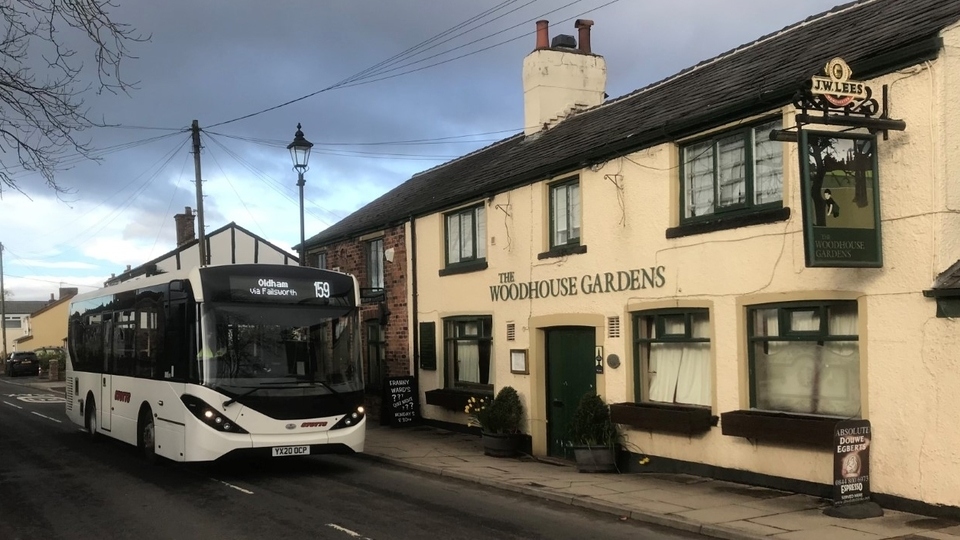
[749,301,859,417]
[682,118,782,222]
[446,205,486,266]
[444,316,492,390]
[550,177,581,248]
[634,309,711,407]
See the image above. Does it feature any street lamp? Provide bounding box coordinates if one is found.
[287,123,313,266]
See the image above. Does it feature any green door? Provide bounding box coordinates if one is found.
[546,327,596,459]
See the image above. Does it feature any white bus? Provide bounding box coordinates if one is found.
[65,263,366,462]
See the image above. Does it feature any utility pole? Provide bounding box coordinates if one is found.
[0,242,7,360]
[191,120,208,266]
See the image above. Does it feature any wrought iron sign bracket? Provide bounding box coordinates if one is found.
[770,58,908,142]
[795,83,905,141]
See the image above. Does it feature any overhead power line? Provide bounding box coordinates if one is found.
[205,128,518,148]
[336,0,620,89]
[206,0,610,128]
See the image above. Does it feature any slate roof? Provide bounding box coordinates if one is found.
[306,0,960,247]
[3,301,51,316]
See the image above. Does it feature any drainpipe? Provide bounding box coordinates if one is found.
[410,216,419,380]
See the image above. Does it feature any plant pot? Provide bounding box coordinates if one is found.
[572,445,617,473]
[481,432,519,457]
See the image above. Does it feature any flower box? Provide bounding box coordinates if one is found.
[720,409,837,449]
[610,402,716,436]
[424,388,490,412]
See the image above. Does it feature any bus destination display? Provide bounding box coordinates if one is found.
[228,276,337,303]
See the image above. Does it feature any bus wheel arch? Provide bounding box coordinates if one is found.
[138,404,158,464]
[84,393,98,438]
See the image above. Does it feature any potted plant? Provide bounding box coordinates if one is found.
[466,386,524,457]
[569,392,620,473]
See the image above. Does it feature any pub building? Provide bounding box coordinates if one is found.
[303,0,960,517]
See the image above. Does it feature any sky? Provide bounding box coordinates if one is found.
[0,0,849,301]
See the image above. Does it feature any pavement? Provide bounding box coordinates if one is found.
[14,377,960,540]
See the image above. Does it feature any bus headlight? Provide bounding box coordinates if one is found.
[330,406,366,430]
[181,394,249,434]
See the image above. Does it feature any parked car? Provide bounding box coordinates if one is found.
[5,351,39,377]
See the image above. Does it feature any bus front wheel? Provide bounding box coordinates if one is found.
[139,408,158,464]
[84,398,98,439]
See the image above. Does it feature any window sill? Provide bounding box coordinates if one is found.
[537,244,587,260]
[438,260,488,277]
[424,388,493,412]
[720,409,838,449]
[610,402,717,436]
[667,207,790,239]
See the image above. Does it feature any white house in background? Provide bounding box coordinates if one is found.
[2,299,54,355]
[105,207,298,287]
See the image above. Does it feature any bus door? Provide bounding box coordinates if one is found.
[100,314,114,431]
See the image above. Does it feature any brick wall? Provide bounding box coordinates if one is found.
[309,225,410,421]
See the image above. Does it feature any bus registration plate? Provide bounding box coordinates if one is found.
[272,446,310,457]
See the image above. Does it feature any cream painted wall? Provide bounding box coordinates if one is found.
[414,31,960,508]
[20,300,70,350]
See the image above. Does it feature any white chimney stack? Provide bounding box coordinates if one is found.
[522,19,606,136]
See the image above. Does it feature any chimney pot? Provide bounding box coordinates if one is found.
[50,293,54,301]
[575,19,594,54]
[535,20,549,50]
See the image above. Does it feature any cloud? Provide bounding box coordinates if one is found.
[0,0,845,299]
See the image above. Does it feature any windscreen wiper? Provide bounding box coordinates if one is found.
[222,386,263,408]
[221,383,301,407]
[312,380,340,395]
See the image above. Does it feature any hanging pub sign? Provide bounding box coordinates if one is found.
[790,58,901,268]
[799,130,883,267]
[810,58,869,109]
[833,419,872,506]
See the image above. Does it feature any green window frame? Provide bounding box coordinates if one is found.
[633,309,711,407]
[549,177,581,249]
[747,300,859,417]
[680,118,783,223]
[443,315,492,391]
[445,204,486,266]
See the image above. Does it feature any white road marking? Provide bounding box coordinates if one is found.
[3,401,23,410]
[31,411,62,423]
[211,478,254,495]
[326,523,372,539]
[18,394,66,404]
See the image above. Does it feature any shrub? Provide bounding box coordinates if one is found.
[465,386,524,434]
[569,392,620,447]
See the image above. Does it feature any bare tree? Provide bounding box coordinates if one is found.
[0,0,146,196]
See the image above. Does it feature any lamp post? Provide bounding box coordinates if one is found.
[287,123,313,266]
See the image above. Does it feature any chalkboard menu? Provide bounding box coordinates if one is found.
[384,376,419,427]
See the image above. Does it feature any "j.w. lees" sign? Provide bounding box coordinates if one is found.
[490,266,666,302]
